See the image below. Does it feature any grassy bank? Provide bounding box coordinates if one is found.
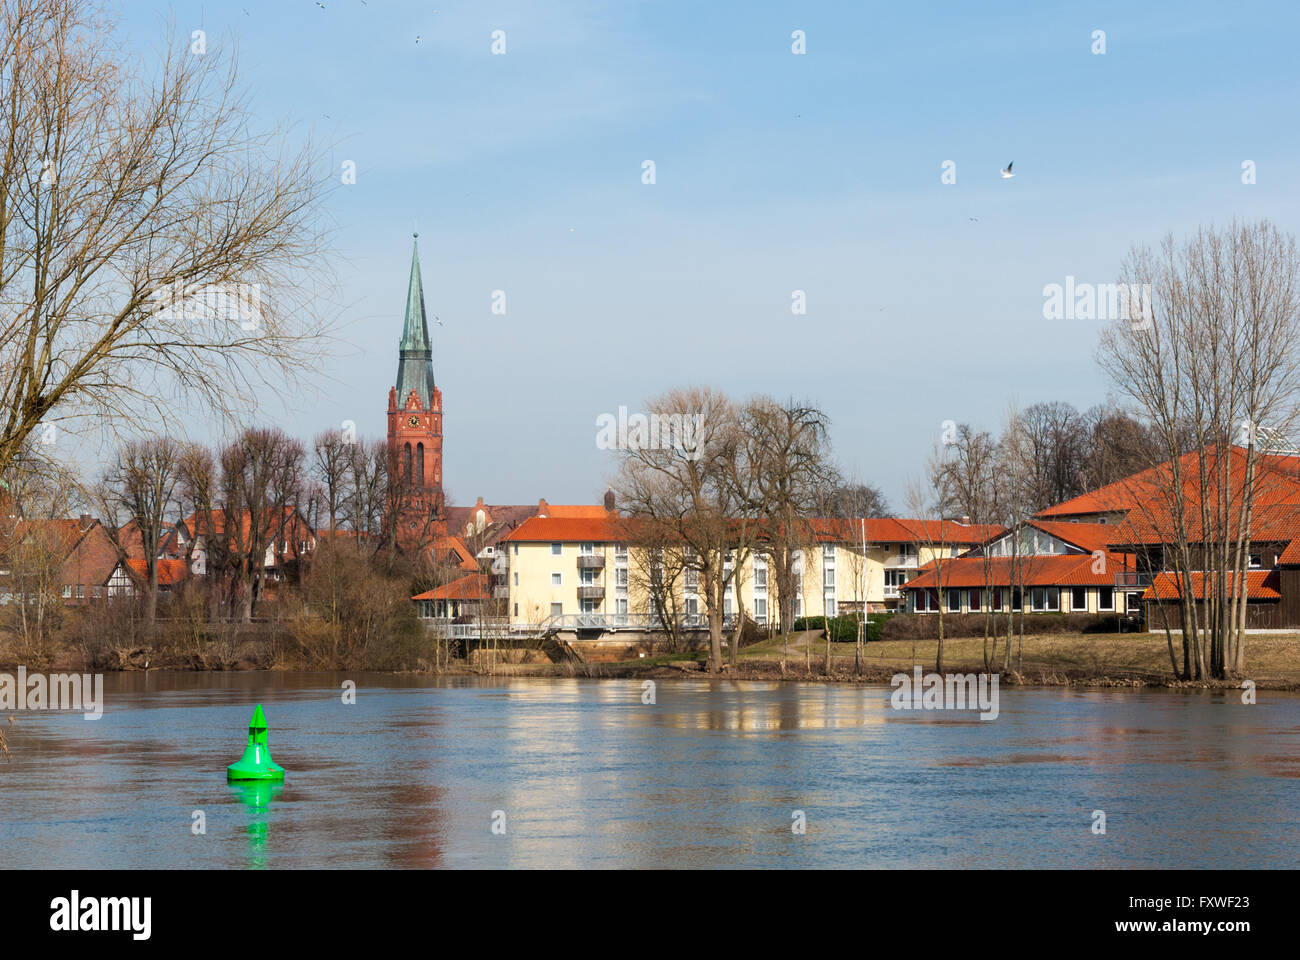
[476,631,1300,690]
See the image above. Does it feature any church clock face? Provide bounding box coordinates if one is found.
[407,416,420,427]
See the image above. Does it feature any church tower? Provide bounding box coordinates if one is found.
[387,235,446,546]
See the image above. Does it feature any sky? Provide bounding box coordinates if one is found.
[118,0,1300,511]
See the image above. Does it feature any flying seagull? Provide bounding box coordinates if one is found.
[416,35,422,44]
[1000,161,1014,179]
[435,315,443,326]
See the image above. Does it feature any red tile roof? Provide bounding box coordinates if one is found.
[1038,446,1300,519]
[903,551,1136,590]
[1144,570,1280,601]
[126,557,191,586]
[811,517,1004,544]
[502,513,623,543]
[431,534,479,571]
[411,573,491,602]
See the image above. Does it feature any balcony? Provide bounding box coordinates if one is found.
[883,585,900,599]
[577,585,605,600]
[493,586,510,599]
[576,554,605,569]
[886,555,919,568]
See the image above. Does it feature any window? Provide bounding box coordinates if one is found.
[1098,586,1114,611]
[1249,553,1262,569]
[62,585,71,598]
[75,584,84,599]
[551,542,562,555]
[823,544,836,559]
[686,597,699,617]
[615,543,628,557]
[684,569,698,591]
[513,572,519,586]
[580,568,595,585]
[580,542,594,555]
[616,568,629,588]
[1030,588,1058,611]
[551,572,562,586]
[947,590,960,612]
[754,598,767,623]
[513,543,519,555]
[513,603,519,616]
[823,568,836,588]
[1071,586,1087,611]
[969,589,981,612]
[550,602,563,617]
[92,586,104,599]
[755,567,768,589]
[1012,588,1023,610]
[616,598,628,614]
[991,588,1003,611]
[824,598,836,617]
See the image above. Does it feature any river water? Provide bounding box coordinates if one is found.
[1,672,1296,868]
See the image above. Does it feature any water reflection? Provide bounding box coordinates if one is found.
[2,673,1297,868]
[228,781,282,869]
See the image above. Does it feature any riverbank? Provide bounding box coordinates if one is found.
[471,631,1300,690]
[16,630,1300,690]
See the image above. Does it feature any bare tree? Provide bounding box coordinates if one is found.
[220,427,306,621]
[613,386,740,673]
[100,437,181,626]
[1098,220,1300,678]
[0,0,332,480]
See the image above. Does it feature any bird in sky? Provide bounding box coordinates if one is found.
[316,1,325,9]
[435,315,443,326]
[416,35,422,44]
[1000,161,1014,179]
[969,217,979,222]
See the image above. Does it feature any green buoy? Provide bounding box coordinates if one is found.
[226,704,285,782]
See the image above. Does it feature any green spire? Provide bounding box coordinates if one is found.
[395,234,436,410]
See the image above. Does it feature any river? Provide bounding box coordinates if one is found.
[1,672,1296,868]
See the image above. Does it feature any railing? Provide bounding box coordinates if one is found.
[577,585,605,599]
[576,554,605,569]
[885,555,919,568]
[493,586,510,599]
[883,585,900,598]
[424,612,738,640]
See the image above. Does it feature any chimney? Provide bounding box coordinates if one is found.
[604,489,616,512]
[79,513,92,529]
[537,498,549,518]
[959,515,970,525]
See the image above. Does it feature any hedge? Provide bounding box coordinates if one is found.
[792,613,896,643]
[878,612,1124,642]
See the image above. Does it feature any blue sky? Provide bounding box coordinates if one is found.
[124,0,1300,510]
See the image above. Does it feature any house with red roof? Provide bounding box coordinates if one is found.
[901,520,1140,617]
[904,445,1300,630]
[441,509,1002,637]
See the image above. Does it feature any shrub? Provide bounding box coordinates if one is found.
[792,613,895,643]
[879,612,1122,642]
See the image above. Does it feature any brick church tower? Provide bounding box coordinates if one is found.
[387,235,446,547]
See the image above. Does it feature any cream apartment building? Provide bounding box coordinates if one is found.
[499,514,1003,629]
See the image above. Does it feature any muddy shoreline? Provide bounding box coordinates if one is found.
[32,648,1296,691]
